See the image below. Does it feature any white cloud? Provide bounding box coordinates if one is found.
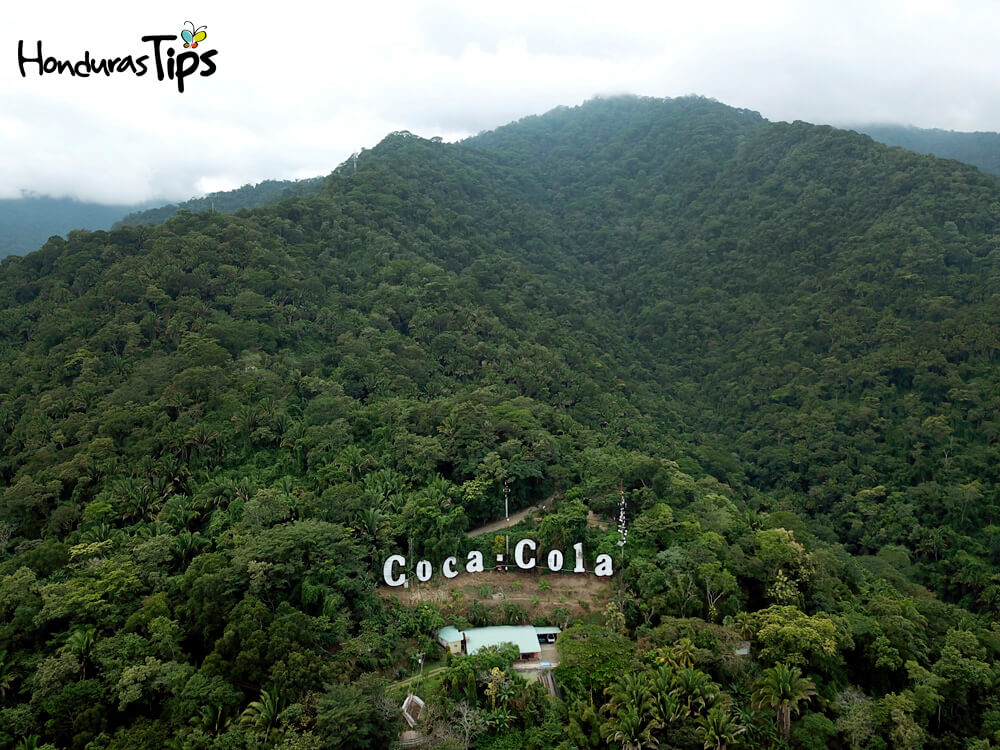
[2,0,1000,203]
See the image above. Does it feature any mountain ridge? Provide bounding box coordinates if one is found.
[852,121,1000,176]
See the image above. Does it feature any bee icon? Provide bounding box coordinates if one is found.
[181,21,207,49]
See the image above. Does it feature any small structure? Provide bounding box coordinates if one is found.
[401,692,425,728]
[537,669,559,697]
[394,730,428,748]
[535,626,561,644]
[437,625,463,655]
[464,626,541,660]
[436,625,561,661]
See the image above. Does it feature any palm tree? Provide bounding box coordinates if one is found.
[66,627,95,656]
[173,529,210,562]
[647,665,684,731]
[232,404,261,449]
[673,667,719,717]
[200,703,233,735]
[229,477,254,502]
[279,420,307,469]
[81,522,113,544]
[135,520,173,539]
[109,477,144,522]
[697,706,746,750]
[186,422,222,466]
[649,664,677,693]
[727,611,756,641]
[603,672,650,723]
[240,688,282,741]
[732,697,771,746]
[601,704,659,750]
[356,507,390,565]
[648,689,685,733]
[751,663,816,740]
[337,445,374,483]
[205,477,238,508]
[0,650,16,700]
[670,637,697,668]
[363,467,408,508]
[484,705,513,731]
[65,627,96,678]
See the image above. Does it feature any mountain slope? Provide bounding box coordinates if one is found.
[468,100,1000,557]
[0,196,143,258]
[0,179,325,260]
[113,177,325,228]
[854,122,1000,176]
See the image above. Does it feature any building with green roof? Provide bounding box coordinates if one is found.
[436,625,463,654]
[463,626,541,659]
[435,625,561,661]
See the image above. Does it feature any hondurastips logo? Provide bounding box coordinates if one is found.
[17,21,217,93]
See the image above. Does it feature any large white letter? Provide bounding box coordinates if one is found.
[515,538,537,569]
[547,549,564,571]
[443,556,458,579]
[383,555,406,586]
[573,542,585,573]
[594,554,614,577]
[466,550,484,573]
[416,560,432,582]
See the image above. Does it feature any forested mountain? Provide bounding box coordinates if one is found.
[113,178,325,229]
[0,197,143,259]
[854,123,1000,176]
[0,180,324,260]
[2,95,1000,749]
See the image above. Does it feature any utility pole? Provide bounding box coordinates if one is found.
[504,480,510,565]
[618,480,628,572]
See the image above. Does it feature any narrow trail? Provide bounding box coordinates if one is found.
[465,498,553,538]
[393,666,447,689]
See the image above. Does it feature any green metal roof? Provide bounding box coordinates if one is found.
[437,626,463,643]
[534,626,562,635]
[463,626,541,656]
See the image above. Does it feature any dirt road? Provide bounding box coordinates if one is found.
[465,498,553,538]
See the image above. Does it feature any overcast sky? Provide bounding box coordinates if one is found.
[3,0,1000,205]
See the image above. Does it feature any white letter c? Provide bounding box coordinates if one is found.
[383,554,406,586]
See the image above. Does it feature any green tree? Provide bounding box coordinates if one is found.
[751,663,816,740]
[64,626,96,678]
[0,650,17,700]
[555,624,635,697]
[696,706,745,750]
[315,678,398,749]
[601,704,658,750]
[240,688,283,741]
